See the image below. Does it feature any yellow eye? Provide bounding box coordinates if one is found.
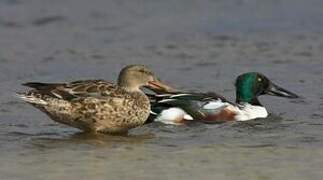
[258,78,262,82]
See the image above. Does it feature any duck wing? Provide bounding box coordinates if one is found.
[22,79,116,100]
[148,92,235,123]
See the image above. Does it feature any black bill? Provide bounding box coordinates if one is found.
[266,83,299,99]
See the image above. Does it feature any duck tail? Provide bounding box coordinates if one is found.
[15,92,48,105]
[22,82,61,90]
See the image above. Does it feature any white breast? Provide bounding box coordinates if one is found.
[202,100,229,110]
[231,104,268,121]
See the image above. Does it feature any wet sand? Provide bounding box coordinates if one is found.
[1,0,323,179]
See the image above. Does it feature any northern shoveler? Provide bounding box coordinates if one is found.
[147,72,299,125]
[18,65,172,134]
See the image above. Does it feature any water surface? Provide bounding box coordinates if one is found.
[1,0,323,179]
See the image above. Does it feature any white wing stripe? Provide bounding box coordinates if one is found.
[202,100,228,110]
[169,94,193,98]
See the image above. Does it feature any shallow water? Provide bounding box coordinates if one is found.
[1,0,323,179]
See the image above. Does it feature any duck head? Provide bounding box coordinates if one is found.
[235,72,299,106]
[117,65,174,92]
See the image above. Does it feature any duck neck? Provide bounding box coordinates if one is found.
[236,97,263,107]
[119,84,141,92]
[118,79,142,92]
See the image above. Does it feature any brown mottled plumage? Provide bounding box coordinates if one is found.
[18,65,172,134]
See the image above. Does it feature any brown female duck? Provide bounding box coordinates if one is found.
[18,65,172,134]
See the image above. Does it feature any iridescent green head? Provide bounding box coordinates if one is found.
[235,72,299,105]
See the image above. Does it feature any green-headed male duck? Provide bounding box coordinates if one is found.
[148,72,299,125]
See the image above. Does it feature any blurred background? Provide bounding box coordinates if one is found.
[1,0,323,179]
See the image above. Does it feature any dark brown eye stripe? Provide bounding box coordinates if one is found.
[138,69,147,73]
[137,69,154,76]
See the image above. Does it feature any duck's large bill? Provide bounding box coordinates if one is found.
[147,80,177,93]
[266,83,299,98]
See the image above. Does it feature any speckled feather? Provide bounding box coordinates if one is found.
[20,80,151,134]
[23,80,119,99]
